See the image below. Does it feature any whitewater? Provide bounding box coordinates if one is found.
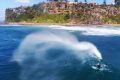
[12,30,111,80]
[48,25,120,36]
[0,25,120,80]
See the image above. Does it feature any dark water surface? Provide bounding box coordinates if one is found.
[0,25,120,80]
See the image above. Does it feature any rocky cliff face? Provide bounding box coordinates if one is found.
[5,2,120,24]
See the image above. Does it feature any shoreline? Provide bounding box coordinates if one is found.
[5,22,120,27]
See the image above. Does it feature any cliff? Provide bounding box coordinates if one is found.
[5,2,120,25]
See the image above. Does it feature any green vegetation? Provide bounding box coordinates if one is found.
[32,14,69,23]
[5,2,45,23]
[5,2,120,24]
[102,14,120,24]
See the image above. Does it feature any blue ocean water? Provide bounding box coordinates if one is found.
[0,25,120,80]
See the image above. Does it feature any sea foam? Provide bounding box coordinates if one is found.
[13,31,102,80]
[49,25,120,36]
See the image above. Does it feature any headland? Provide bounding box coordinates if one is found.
[5,1,120,26]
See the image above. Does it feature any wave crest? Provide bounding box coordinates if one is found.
[13,31,102,80]
[48,25,120,36]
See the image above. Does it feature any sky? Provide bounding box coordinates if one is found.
[0,0,114,21]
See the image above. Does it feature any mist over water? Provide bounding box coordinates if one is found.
[13,31,104,80]
[0,26,120,80]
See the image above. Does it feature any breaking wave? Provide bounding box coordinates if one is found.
[48,25,120,36]
[13,31,116,80]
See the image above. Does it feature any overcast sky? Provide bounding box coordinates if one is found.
[0,0,114,21]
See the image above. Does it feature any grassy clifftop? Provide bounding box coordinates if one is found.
[5,2,120,25]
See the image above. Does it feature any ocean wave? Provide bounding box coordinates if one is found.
[48,25,120,36]
[12,31,106,80]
